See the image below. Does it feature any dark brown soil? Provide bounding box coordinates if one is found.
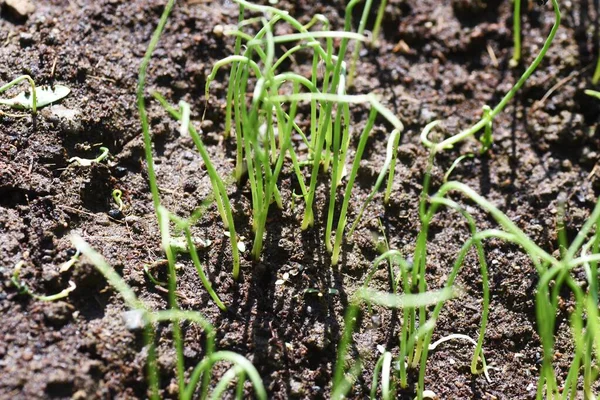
[1,0,599,399]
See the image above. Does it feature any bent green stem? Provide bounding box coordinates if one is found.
[422,0,560,151]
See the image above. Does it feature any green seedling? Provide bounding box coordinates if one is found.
[143,263,168,287]
[420,178,600,400]
[510,0,522,67]
[138,0,239,302]
[207,0,405,264]
[68,146,109,167]
[421,0,560,152]
[371,0,388,48]
[0,83,70,112]
[112,189,124,211]
[348,0,389,86]
[153,93,240,278]
[479,105,493,153]
[59,249,80,273]
[72,235,265,400]
[443,153,474,183]
[428,333,497,382]
[585,89,600,100]
[11,260,76,301]
[332,284,458,400]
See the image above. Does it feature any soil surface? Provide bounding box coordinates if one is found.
[1,0,599,399]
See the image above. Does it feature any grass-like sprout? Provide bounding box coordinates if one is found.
[68,146,109,167]
[153,94,240,279]
[421,0,560,152]
[332,281,458,400]
[208,0,403,263]
[585,89,600,100]
[424,180,600,399]
[138,0,238,309]
[348,0,389,86]
[510,0,522,67]
[371,0,388,49]
[332,131,599,399]
[112,189,124,211]
[71,236,265,400]
[593,42,600,83]
[0,75,69,117]
[10,260,76,301]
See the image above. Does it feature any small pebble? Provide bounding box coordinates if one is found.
[213,24,224,37]
[96,214,110,226]
[22,348,33,361]
[371,314,381,327]
[19,32,34,47]
[4,0,35,20]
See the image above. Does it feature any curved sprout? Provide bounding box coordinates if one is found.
[420,0,561,152]
[184,351,266,400]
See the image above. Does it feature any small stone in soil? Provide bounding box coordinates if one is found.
[96,214,110,226]
[4,0,35,20]
[22,348,33,361]
[19,32,34,47]
[43,301,72,327]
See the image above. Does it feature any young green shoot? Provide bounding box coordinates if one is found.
[510,0,522,67]
[11,260,76,301]
[152,93,240,278]
[424,179,600,399]
[112,189,124,211]
[68,146,109,167]
[59,249,80,273]
[0,75,69,117]
[421,0,560,152]
[585,89,600,100]
[72,235,265,399]
[208,0,404,263]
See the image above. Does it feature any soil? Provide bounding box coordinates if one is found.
[0,0,599,399]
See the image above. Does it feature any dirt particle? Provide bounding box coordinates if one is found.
[18,32,33,47]
[21,348,33,361]
[3,0,35,21]
[96,214,110,226]
[305,322,329,351]
[43,301,73,327]
[72,390,87,400]
[182,178,198,193]
[45,369,74,396]
[290,379,306,396]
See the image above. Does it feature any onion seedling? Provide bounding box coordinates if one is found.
[10,260,76,301]
[72,236,265,400]
[421,0,560,152]
[510,0,522,67]
[332,283,458,400]
[153,94,240,279]
[210,0,403,262]
[0,75,69,116]
[348,0,389,86]
[59,249,80,273]
[423,179,600,399]
[112,189,124,211]
[68,146,109,167]
[138,0,239,298]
